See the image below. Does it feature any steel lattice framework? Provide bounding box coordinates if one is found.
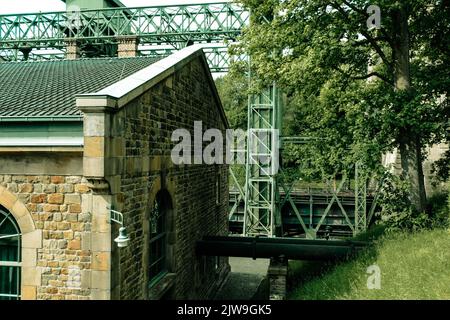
[141,45,245,73]
[354,161,368,235]
[0,2,249,71]
[243,85,282,237]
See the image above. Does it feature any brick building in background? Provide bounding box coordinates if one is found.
[0,45,230,300]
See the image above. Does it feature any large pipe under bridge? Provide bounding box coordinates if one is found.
[197,236,368,299]
[196,236,368,260]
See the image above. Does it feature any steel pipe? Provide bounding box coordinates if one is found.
[196,236,368,260]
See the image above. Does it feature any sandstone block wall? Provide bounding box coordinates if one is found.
[0,174,92,300]
[108,56,230,299]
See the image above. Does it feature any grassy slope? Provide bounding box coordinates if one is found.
[288,228,450,299]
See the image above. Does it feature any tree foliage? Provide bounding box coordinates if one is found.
[215,63,249,130]
[235,0,450,208]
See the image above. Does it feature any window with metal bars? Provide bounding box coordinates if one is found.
[0,206,21,300]
[149,192,168,286]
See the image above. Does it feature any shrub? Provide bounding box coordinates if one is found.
[376,174,450,232]
[427,192,450,229]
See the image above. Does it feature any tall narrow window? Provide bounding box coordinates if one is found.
[216,171,221,205]
[149,192,168,286]
[0,207,21,300]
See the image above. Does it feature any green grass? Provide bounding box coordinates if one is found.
[288,228,450,299]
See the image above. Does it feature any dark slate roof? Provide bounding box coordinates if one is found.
[0,56,162,119]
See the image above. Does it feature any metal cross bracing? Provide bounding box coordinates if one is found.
[227,83,376,239]
[278,165,373,239]
[229,115,381,240]
[0,2,247,46]
[0,45,241,73]
[224,77,380,239]
[141,45,246,73]
[230,163,381,239]
[354,161,368,235]
[243,84,283,238]
[0,2,248,72]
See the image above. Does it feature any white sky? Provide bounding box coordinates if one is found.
[0,0,226,14]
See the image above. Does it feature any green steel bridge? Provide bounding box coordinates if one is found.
[0,1,248,72]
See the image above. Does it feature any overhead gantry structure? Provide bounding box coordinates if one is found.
[0,1,248,72]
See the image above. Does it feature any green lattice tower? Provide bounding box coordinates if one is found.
[243,84,283,237]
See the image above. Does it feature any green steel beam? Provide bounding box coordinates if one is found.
[0,3,247,46]
[0,3,248,71]
[141,46,245,72]
[354,162,368,235]
[0,45,240,73]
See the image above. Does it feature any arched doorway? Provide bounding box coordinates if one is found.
[0,206,21,300]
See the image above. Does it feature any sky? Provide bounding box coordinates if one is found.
[0,0,226,14]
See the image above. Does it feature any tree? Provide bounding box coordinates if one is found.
[236,0,449,212]
[215,63,249,130]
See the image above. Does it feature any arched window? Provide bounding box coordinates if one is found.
[0,206,21,300]
[149,191,171,286]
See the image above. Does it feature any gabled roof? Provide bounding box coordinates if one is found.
[77,45,229,128]
[0,56,162,120]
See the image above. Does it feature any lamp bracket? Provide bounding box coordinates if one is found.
[107,206,124,226]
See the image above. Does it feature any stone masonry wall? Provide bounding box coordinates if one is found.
[109,55,229,299]
[0,174,92,300]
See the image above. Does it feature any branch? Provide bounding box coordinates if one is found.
[351,37,390,46]
[351,72,394,85]
[330,2,394,71]
[341,0,394,46]
[332,65,394,87]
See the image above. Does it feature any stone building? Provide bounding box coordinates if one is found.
[0,45,230,300]
[383,143,449,196]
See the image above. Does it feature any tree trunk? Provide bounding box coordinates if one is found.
[392,4,427,211]
[398,131,427,212]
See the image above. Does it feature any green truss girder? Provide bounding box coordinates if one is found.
[0,46,244,73]
[0,49,64,62]
[0,2,248,71]
[0,3,247,45]
[141,46,246,73]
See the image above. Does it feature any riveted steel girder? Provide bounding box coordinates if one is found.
[0,2,249,71]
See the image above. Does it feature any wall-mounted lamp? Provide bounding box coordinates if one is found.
[107,206,130,248]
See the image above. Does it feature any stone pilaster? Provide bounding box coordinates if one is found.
[77,97,118,300]
[268,257,288,300]
[117,36,138,58]
[65,40,80,60]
